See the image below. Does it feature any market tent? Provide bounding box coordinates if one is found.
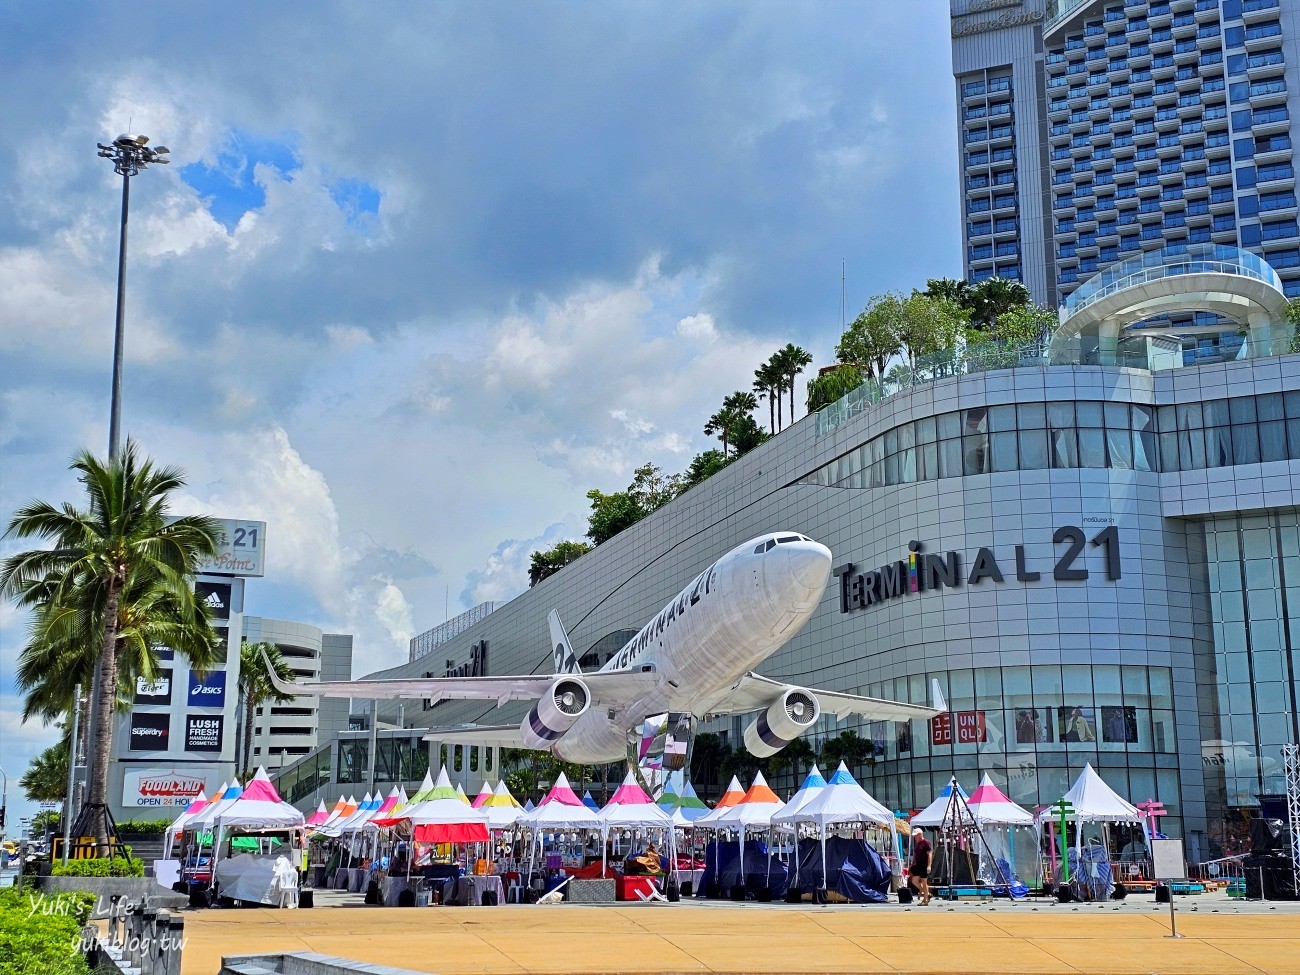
[406,796,490,843]
[471,783,493,808]
[601,773,673,825]
[911,778,974,828]
[424,767,464,802]
[770,766,827,829]
[1050,764,1141,823]
[712,772,785,830]
[581,790,600,812]
[211,768,305,828]
[455,783,470,804]
[306,801,330,826]
[406,772,435,804]
[967,774,1034,826]
[523,800,536,812]
[188,781,242,829]
[165,792,208,858]
[520,772,601,829]
[325,792,377,835]
[793,763,895,888]
[483,780,523,829]
[659,780,710,823]
[319,795,351,826]
[694,776,745,827]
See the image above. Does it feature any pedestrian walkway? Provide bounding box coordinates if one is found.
[180,897,1300,975]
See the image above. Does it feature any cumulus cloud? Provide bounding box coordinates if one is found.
[0,1,962,824]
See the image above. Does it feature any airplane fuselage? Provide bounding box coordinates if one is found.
[549,533,832,763]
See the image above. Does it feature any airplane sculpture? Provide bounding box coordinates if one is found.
[264,532,944,763]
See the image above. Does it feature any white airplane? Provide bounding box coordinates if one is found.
[264,532,943,764]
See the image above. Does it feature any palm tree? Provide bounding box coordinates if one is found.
[723,389,758,416]
[704,406,740,457]
[238,641,297,777]
[924,277,971,310]
[752,361,782,434]
[0,440,222,848]
[773,344,812,426]
[967,276,1031,329]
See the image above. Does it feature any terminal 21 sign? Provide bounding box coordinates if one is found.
[833,525,1122,614]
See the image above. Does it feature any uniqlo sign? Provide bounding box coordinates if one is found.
[930,710,987,746]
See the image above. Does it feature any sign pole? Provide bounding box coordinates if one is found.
[1051,799,1075,885]
[1151,838,1185,938]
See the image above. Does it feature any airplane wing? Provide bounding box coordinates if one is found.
[710,672,942,723]
[261,648,658,708]
[417,724,526,748]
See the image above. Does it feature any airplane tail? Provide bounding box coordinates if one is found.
[931,678,948,713]
[548,610,581,674]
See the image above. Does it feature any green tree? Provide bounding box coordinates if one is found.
[688,732,731,799]
[682,449,731,489]
[924,277,972,310]
[806,364,866,413]
[967,276,1031,330]
[730,414,769,456]
[585,488,645,544]
[1,441,222,848]
[838,296,904,379]
[703,406,742,458]
[897,292,967,371]
[20,738,69,803]
[528,540,592,587]
[238,641,296,778]
[753,360,783,434]
[30,809,61,835]
[987,303,1057,348]
[774,344,813,426]
[1285,297,1300,353]
[766,736,817,785]
[819,729,876,772]
[628,463,683,512]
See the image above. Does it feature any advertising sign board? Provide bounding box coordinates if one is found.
[187,670,227,708]
[134,669,173,706]
[196,519,266,577]
[121,768,214,807]
[185,714,224,753]
[129,713,171,751]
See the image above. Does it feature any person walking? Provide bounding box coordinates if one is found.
[910,827,932,905]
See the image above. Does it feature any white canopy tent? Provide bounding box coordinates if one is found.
[791,763,895,888]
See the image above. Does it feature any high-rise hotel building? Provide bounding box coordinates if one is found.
[952,0,1300,316]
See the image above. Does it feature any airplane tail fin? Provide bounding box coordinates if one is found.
[548,610,581,674]
[931,678,948,713]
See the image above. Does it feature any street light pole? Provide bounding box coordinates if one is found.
[96,133,169,461]
[76,135,170,847]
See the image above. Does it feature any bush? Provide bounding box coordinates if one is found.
[50,855,143,878]
[115,818,172,835]
[0,887,93,975]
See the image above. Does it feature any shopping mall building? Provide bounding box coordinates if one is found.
[274,0,1300,862]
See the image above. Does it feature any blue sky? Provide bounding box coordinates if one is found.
[0,1,961,826]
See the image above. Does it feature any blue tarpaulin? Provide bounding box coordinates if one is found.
[793,836,892,903]
[699,840,789,898]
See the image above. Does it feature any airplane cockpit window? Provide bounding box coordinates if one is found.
[753,543,765,554]
[777,535,800,544]
[765,539,776,552]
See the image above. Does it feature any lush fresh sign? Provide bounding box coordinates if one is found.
[833,526,1121,613]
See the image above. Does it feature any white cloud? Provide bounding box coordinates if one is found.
[676,313,717,342]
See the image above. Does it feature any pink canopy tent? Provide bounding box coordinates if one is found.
[306,801,330,827]
[210,768,305,829]
[521,772,600,828]
[471,783,493,808]
[164,791,208,858]
[967,774,1034,826]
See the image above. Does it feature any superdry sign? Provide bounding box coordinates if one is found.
[122,769,213,807]
[833,525,1121,613]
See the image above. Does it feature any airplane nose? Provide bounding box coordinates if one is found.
[786,542,832,593]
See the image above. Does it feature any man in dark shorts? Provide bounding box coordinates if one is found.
[910,828,932,905]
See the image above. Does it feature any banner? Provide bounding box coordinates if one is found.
[188,670,227,708]
[129,712,171,751]
[185,714,224,753]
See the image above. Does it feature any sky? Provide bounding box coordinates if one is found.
[0,1,961,826]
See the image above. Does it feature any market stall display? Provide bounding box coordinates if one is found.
[1037,763,1144,900]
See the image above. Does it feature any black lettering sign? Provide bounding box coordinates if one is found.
[129,713,170,752]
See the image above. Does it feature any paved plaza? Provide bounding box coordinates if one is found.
[182,892,1300,975]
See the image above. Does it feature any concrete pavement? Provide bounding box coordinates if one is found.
[179,895,1300,975]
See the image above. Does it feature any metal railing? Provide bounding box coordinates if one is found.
[1061,244,1285,322]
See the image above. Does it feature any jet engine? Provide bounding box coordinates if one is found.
[520,677,591,750]
[743,687,821,758]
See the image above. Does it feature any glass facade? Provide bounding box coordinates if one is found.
[805,390,1300,489]
[850,663,1182,836]
[1199,510,1300,854]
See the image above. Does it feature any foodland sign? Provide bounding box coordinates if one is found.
[122,769,215,807]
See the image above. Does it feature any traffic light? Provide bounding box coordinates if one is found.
[0,806,6,828]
